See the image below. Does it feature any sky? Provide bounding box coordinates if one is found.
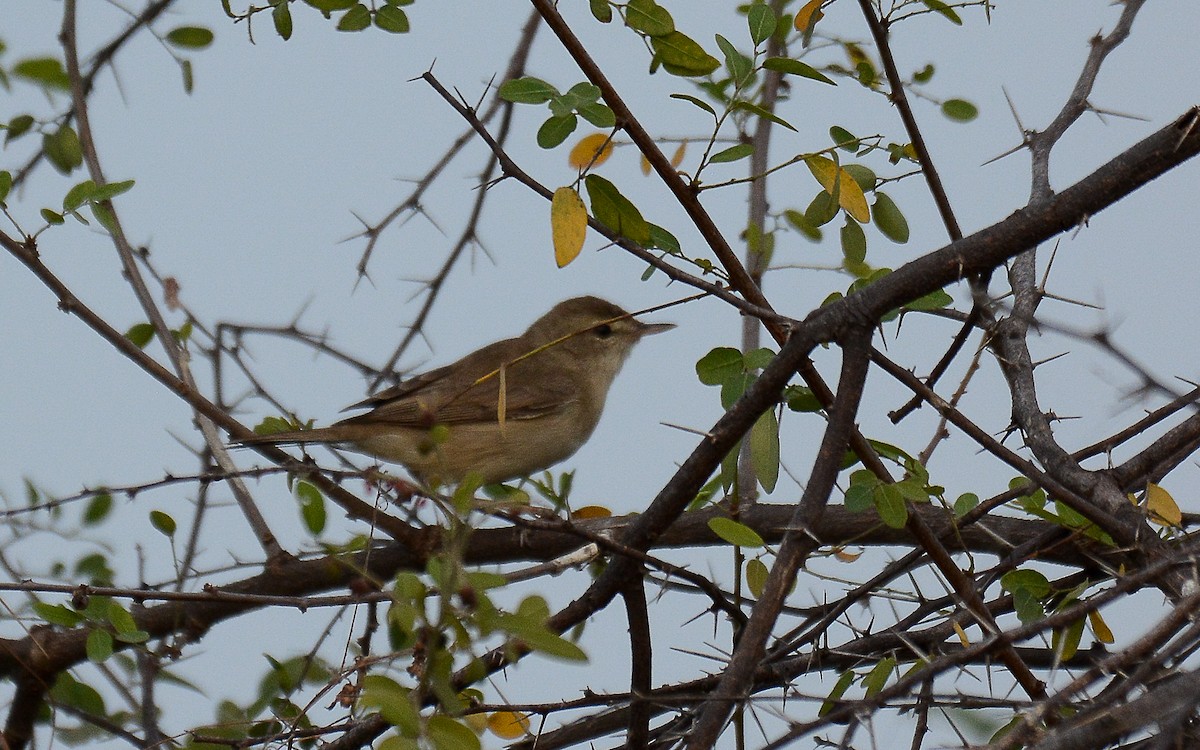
[3,1,1200,747]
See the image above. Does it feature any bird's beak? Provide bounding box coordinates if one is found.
[637,321,676,336]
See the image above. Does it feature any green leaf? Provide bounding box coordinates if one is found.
[874,483,908,528]
[173,321,194,344]
[511,625,588,661]
[360,675,419,736]
[750,409,780,494]
[709,143,754,163]
[86,628,114,663]
[126,323,155,349]
[374,5,410,33]
[150,510,176,537]
[378,737,419,750]
[549,84,600,119]
[625,0,674,36]
[669,93,717,117]
[303,0,358,17]
[745,558,768,597]
[842,164,876,191]
[829,125,859,150]
[743,347,775,371]
[106,600,138,635]
[648,223,681,254]
[33,602,85,627]
[577,102,616,128]
[427,716,481,750]
[895,477,931,504]
[295,480,327,536]
[903,287,953,311]
[83,492,113,526]
[695,347,743,386]
[1011,588,1046,624]
[41,208,65,225]
[63,180,97,212]
[840,219,866,266]
[1052,617,1085,662]
[913,63,935,83]
[747,4,776,45]
[6,115,35,144]
[90,179,136,203]
[921,0,963,25]
[498,77,558,104]
[761,57,835,85]
[50,673,107,716]
[43,126,83,175]
[583,174,651,245]
[337,4,372,31]
[715,34,752,87]
[26,477,42,506]
[784,209,822,242]
[845,469,878,512]
[872,192,909,243]
[75,553,114,586]
[862,657,896,697]
[651,32,720,77]
[536,114,577,149]
[271,3,293,39]
[1008,571,1052,604]
[731,100,797,131]
[708,517,765,548]
[166,26,215,49]
[253,416,299,436]
[91,202,117,234]
[819,670,855,717]
[13,57,70,90]
[804,190,838,227]
[180,59,195,94]
[589,0,613,23]
[785,385,822,412]
[941,98,978,122]
[954,492,979,517]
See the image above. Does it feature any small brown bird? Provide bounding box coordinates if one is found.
[238,296,673,484]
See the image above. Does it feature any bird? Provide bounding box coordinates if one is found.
[236,296,673,485]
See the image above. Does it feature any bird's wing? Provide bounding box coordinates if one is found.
[342,362,460,412]
[342,337,524,411]
[340,346,581,428]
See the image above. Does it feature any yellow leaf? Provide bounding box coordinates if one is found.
[1146,482,1182,526]
[952,621,970,647]
[837,175,870,222]
[497,364,507,429]
[640,153,652,176]
[845,43,870,69]
[550,186,587,267]
[794,0,824,36]
[571,505,612,519]
[1088,610,1115,644]
[805,156,870,223]
[833,547,862,563]
[487,711,530,739]
[568,133,613,170]
[670,140,687,168]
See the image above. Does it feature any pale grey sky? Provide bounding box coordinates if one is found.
[2,1,1199,746]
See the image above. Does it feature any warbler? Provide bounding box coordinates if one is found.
[238,296,673,484]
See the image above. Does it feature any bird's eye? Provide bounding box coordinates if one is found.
[594,324,614,338]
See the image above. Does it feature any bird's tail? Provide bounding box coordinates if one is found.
[231,426,356,449]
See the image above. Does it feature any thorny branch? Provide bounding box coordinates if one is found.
[4,3,1200,750]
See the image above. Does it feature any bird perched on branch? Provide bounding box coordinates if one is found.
[236,296,673,485]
